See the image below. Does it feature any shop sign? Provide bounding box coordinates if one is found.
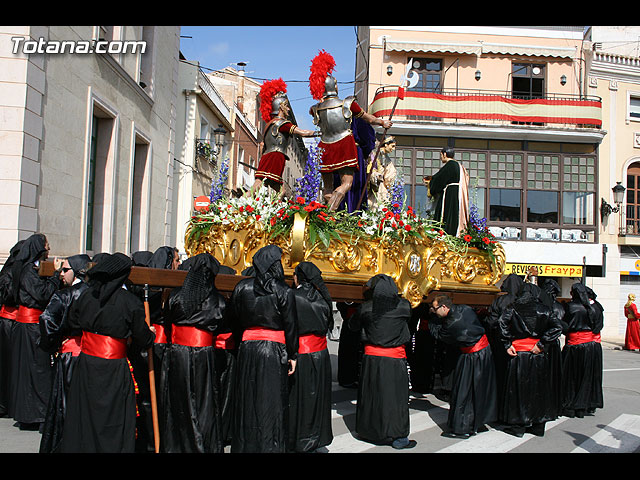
[504,263,583,277]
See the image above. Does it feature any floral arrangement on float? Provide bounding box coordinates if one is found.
[184,145,505,306]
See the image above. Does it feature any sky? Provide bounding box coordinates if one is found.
[178,26,360,132]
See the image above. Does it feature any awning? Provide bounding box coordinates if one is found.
[481,42,576,59]
[384,40,482,56]
[384,39,576,59]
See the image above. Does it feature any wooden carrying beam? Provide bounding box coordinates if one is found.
[39,261,499,306]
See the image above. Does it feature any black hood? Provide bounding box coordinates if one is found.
[67,254,92,279]
[148,246,176,269]
[86,252,132,307]
[253,245,284,296]
[181,252,220,318]
[366,274,400,319]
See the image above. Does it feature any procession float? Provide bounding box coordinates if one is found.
[183,146,506,308]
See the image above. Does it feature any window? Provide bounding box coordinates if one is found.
[85,102,117,254]
[489,188,521,222]
[630,95,640,120]
[383,138,597,243]
[527,190,558,223]
[86,117,98,251]
[408,58,442,93]
[130,133,150,253]
[626,163,640,234]
[512,63,545,99]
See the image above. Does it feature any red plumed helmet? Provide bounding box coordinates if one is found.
[309,50,336,101]
[259,78,288,123]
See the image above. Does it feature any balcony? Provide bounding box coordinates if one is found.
[369,87,602,131]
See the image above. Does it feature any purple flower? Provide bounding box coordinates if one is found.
[294,144,322,203]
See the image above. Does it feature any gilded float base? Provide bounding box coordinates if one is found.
[185,213,505,307]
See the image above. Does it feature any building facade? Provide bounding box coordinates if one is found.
[0,25,181,261]
[355,26,636,338]
[173,57,235,254]
[587,26,640,338]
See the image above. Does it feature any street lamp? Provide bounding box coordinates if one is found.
[601,182,625,226]
[213,125,226,153]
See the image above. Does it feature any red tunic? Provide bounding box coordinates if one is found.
[624,303,640,350]
[255,121,295,185]
[318,102,364,173]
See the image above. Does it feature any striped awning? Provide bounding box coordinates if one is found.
[384,40,576,59]
[384,40,482,56]
[370,89,602,127]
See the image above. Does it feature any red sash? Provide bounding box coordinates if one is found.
[242,327,285,344]
[171,324,214,348]
[81,331,127,359]
[60,335,82,356]
[460,334,489,354]
[214,332,235,350]
[0,305,18,320]
[299,334,327,354]
[16,306,43,324]
[512,337,539,352]
[364,344,407,359]
[567,331,601,345]
[154,324,169,344]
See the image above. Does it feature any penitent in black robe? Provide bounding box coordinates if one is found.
[161,254,227,453]
[11,259,58,426]
[38,280,88,453]
[228,246,298,453]
[561,283,604,417]
[429,159,462,236]
[429,303,497,435]
[288,265,333,452]
[0,240,25,417]
[349,275,412,445]
[60,257,155,453]
[498,290,563,428]
[485,274,524,416]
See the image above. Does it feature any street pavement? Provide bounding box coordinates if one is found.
[2,330,639,454]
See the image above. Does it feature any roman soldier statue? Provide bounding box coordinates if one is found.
[251,78,317,196]
[308,50,391,211]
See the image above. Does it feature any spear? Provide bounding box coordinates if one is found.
[143,283,161,453]
[355,85,405,211]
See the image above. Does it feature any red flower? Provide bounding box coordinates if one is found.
[318,215,327,222]
[239,206,244,213]
[296,196,305,204]
[464,234,472,242]
[404,224,412,231]
[270,217,277,226]
[255,215,261,221]
[357,221,363,227]
[304,204,315,212]
[393,203,400,209]
[482,237,490,245]
[245,205,254,213]
[291,205,300,210]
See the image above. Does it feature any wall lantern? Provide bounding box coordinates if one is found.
[475,70,481,81]
[213,125,226,152]
[560,74,567,86]
[601,181,625,223]
[387,65,393,76]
